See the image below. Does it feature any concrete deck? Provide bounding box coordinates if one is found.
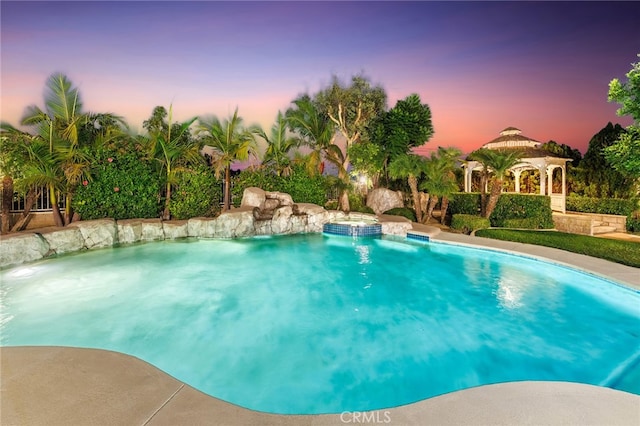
[1,229,639,425]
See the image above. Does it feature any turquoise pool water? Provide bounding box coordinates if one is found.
[1,234,639,414]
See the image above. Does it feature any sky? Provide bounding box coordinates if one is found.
[1,1,639,155]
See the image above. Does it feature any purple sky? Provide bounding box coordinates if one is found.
[2,1,639,154]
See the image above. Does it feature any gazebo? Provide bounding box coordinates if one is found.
[462,127,571,213]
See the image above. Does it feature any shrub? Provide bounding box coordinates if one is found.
[448,193,481,215]
[232,165,329,207]
[280,166,329,206]
[489,194,554,229]
[449,193,553,229]
[170,164,222,219]
[627,210,640,233]
[451,214,490,234]
[73,149,161,220]
[566,195,637,216]
[383,207,416,222]
[347,192,372,213]
[567,196,639,232]
[325,200,339,210]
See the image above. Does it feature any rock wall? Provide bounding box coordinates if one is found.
[1,201,414,269]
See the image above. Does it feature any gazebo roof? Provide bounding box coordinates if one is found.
[466,127,570,160]
[483,127,540,150]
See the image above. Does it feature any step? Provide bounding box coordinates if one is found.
[592,225,617,235]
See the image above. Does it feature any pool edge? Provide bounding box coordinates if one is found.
[2,346,638,425]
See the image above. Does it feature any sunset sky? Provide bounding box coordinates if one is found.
[2,1,639,155]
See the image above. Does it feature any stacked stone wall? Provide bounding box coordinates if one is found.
[1,204,412,269]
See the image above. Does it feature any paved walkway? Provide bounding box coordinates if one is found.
[2,228,639,425]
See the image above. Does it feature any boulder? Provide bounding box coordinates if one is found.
[263,198,280,212]
[187,217,218,238]
[293,203,326,216]
[271,206,294,234]
[68,219,117,249]
[141,219,164,241]
[366,188,404,215]
[0,233,49,268]
[214,207,255,238]
[254,219,272,236]
[266,191,294,206]
[381,219,413,236]
[241,187,266,210]
[117,219,143,244]
[39,227,85,254]
[290,214,308,234]
[293,203,328,233]
[163,220,189,240]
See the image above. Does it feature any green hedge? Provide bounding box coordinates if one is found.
[170,164,222,219]
[232,164,330,207]
[451,214,490,234]
[627,211,640,233]
[567,196,640,232]
[566,196,637,215]
[489,194,554,229]
[73,149,161,220]
[448,193,481,215]
[449,193,553,229]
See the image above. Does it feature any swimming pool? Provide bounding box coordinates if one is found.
[1,234,638,414]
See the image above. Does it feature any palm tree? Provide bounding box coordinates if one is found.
[196,108,259,210]
[388,153,427,222]
[285,95,334,176]
[469,148,523,218]
[20,73,90,226]
[420,153,460,224]
[142,105,201,220]
[258,111,300,176]
[434,147,462,224]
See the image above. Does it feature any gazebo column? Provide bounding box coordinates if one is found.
[559,164,567,213]
[538,165,546,196]
[464,165,472,192]
[547,165,554,196]
[513,169,522,193]
[561,165,566,197]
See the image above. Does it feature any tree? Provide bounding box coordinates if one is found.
[20,73,91,226]
[142,106,201,220]
[578,123,635,198]
[430,147,461,224]
[368,93,434,183]
[607,54,640,178]
[196,108,259,211]
[388,153,427,223]
[603,128,640,179]
[347,140,384,189]
[420,154,459,224]
[258,111,300,176]
[315,75,387,211]
[285,95,334,176]
[469,149,522,218]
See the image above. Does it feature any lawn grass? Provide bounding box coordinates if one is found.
[474,229,640,268]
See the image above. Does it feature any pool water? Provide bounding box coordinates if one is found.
[1,234,639,414]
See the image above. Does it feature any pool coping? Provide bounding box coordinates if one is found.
[426,228,640,290]
[2,227,639,425]
[2,346,639,425]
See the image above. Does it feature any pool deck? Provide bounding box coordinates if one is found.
[2,227,639,425]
